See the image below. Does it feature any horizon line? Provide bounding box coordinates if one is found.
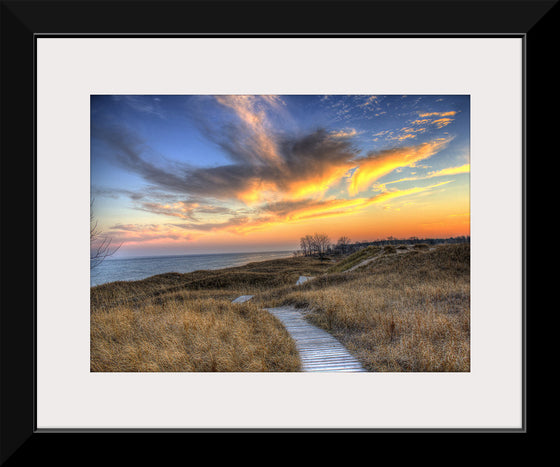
[101,235,470,260]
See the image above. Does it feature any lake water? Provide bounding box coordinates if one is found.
[90,250,294,287]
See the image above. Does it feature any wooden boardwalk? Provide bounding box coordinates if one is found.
[266,306,366,372]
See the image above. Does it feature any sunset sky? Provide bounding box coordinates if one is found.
[91,95,470,257]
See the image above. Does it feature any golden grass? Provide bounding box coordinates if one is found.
[91,297,302,372]
[91,256,331,372]
[91,244,470,372]
[267,244,470,372]
[327,245,381,273]
[91,256,330,309]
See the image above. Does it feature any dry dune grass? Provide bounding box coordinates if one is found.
[327,245,381,273]
[91,297,301,372]
[91,256,330,372]
[273,244,470,372]
[91,256,329,309]
[91,244,470,372]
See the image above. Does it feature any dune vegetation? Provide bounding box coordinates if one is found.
[263,243,470,371]
[90,256,329,372]
[91,243,470,372]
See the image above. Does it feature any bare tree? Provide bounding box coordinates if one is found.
[300,235,309,256]
[300,234,315,257]
[91,200,121,269]
[300,232,332,258]
[311,232,331,260]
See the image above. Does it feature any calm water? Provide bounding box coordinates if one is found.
[90,250,294,287]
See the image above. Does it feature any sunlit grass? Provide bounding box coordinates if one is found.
[268,244,470,372]
[91,298,301,372]
[91,256,330,372]
[327,245,381,273]
[91,244,470,372]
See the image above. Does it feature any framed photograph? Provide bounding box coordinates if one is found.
[1,0,548,460]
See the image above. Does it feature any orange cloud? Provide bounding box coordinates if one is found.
[234,181,455,234]
[360,96,378,107]
[410,118,430,125]
[429,163,470,177]
[237,179,280,205]
[431,118,454,129]
[367,181,453,205]
[409,111,458,130]
[283,198,373,222]
[113,178,460,246]
[330,128,358,138]
[389,133,417,142]
[287,165,352,200]
[418,111,458,118]
[348,139,450,196]
[403,127,427,134]
[376,163,470,188]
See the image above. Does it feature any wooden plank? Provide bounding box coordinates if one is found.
[266,306,367,372]
[232,295,254,303]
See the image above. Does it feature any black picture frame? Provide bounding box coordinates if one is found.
[1,0,551,462]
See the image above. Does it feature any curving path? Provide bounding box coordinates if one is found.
[345,253,382,272]
[266,306,366,372]
[344,246,413,273]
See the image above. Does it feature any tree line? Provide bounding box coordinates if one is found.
[298,233,470,258]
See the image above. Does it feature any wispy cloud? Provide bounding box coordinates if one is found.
[431,118,455,129]
[347,138,451,196]
[213,95,286,167]
[418,111,458,118]
[388,133,417,142]
[330,128,358,138]
[107,223,193,243]
[374,163,470,190]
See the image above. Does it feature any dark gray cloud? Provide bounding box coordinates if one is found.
[92,122,360,203]
[135,199,236,221]
[259,198,326,218]
[137,202,198,221]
